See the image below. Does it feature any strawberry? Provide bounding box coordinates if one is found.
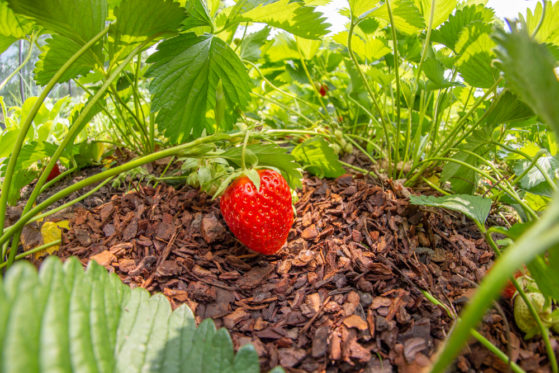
[502,271,523,300]
[319,84,328,97]
[220,169,294,255]
[46,163,61,182]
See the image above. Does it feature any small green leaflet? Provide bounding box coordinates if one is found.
[409,194,492,226]
[523,0,559,47]
[183,0,214,30]
[113,0,186,41]
[0,257,261,373]
[220,143,303,189]
[240,27,271,62]
[292,137,345,179]
[0,1,32,52]
[367,0,425,35]
[236,0,330,40]
[146,33,251,143]
[493,24,559,137]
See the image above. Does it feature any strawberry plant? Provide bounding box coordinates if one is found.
[0,0,559,371]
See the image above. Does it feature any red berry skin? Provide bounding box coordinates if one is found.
[46,163,61,182]
[220,169,294,255]
[319,84,328,97]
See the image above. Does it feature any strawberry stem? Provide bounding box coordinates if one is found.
[240,130,250,171]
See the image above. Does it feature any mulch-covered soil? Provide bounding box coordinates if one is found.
[35,173,555,372]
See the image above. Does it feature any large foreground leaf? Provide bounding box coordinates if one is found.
[292,137,345,178]
[0,257,260,373]
[147,33,250,143]
[493,23,559,136]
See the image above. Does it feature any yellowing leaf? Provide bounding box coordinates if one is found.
[37,220,69,258]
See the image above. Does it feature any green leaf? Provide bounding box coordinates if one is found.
[514,155,558,197]
[367,0,425,35]
[527,253,559,302]
[0,1,33,40]
[221,143,303,189]
[348,0,381,19]
[483,90,534,128]
[291,137,345,178]
[431,4,495,51]
[146,33,251,143]
[34,35,99,85]
[7,0,107,44]
[0,257,260,373]
[409,194,492,225]
[333,31,391,61]
[245,168,261,191]
[414,0,457,29]
[113,0,186,41]
[522,0,559,47]
[493,23,559,137]
[237,0,330,39]
[183,0,214,30]
[240,27,271,62]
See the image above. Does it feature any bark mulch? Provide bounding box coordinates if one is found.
[50,174,554,372]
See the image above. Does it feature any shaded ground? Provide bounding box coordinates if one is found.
[27,172,555,372]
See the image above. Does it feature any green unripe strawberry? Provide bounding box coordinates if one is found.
[330,143,341,154]
[514,292,552,339]
[334,130,343,141]
[343,143,353,154]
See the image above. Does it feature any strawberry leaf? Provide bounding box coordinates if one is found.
[146,33,251,143]
[245,169,261,192]
[409,194,492,226]
[291,137,345,178]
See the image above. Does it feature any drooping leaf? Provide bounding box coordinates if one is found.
[113,0,186,41]
[409,194,492,226]
[0,257,260,373]
[483,90,534,128]
[291,137,346,178]
[493,23,559,137]
[37,220,69,258]
[240,27,271,62]
[514,155,559,197]
[146,33,251,143]
[236,0,330,39]
[456,31,498,88]
[220,143,303,189]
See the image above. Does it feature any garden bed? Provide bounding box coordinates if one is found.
[28,172,554,372]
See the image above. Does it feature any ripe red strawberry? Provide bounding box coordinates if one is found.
[46,163,61,182]
[319,84,328,97]
[220,169,294,255]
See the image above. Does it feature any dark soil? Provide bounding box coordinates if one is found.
[26,172,556,372]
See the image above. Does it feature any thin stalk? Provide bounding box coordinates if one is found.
[31,177,114,223]
[422,290,525,373]
[386,0,402,169]
[244,59,328,121]
[241,130,250,170]
[39,167,78,193]
[0,25,110,236]
[296,44,329,116]
[0,133,236,251]
[0,240,62,270]
[347,21,393,171]
[492,142,557,192]
[0,33,37,92]
[532,0,548,38]
[431,196,559,373]
[250,92,316,125]
[421,176,450,195]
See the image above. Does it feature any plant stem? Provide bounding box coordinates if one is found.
[0,25,110,237]
[0,133,236,251]
[347,21,393,173]
[430,195,559,372]
[0,240,61,270]
[386,0,402,170]
[0,33,37,92]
